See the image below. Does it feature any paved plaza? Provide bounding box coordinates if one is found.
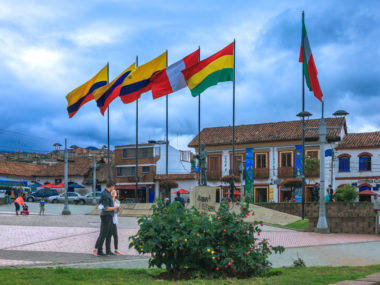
[0,203,380,269]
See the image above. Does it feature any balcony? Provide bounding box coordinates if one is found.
[207,170,222,181]
[278,167,294,179]
[304,169,320,178]
[253,168,269,179]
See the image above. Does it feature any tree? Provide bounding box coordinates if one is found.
[305,156,320,183]
[159,180,179,198]
[221,175,240,189]
[335,184,358,202]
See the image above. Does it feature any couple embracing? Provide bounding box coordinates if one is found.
[93,181,122,256]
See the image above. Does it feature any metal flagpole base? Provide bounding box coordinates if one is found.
[315,217,329,233]
[62,205,71,215]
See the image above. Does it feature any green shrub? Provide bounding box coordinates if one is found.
[129,200,284,279]
[335,184,358,202]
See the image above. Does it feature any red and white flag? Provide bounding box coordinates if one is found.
[151,49,199,99]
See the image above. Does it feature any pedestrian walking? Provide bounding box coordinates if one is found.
[111,189,122,255]
[14,194,25,216]
[313,183,320,202]
[327,185,334,202]
[174,191,185,208]
[93,181,119,256]
[5,189,11,204]
[40,197,46,215]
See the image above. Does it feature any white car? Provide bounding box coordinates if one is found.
[48,192,86,204]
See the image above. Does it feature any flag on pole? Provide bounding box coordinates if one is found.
[182,42,234,97]
[93,63,136,115]
[299,14,323,102]
[150,49,199,99]
[119,53,166,104]
[66,65,108,118]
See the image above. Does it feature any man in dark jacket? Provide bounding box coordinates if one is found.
[174,191,185,208]
[94,181,119,256]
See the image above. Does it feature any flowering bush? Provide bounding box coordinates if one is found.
[129,200,284,279]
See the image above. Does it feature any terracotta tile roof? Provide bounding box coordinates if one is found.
[34,157,91,177]
[155,173,195,180]
[336,131,380,149]
[0,161,46,178]
[188,118,346,148]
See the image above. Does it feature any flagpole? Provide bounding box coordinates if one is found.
[135,55,139,203]
[231,39,236,201]
[301,11,306,220]
[106,62,111,182]
[197,46,201,186]
[165,50,169,202]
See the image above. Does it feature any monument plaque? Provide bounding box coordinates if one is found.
[190,186,219,212]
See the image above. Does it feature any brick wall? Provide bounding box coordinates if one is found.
[259,202,304,217]
[260,202,377,234]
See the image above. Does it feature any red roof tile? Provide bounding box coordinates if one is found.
[0,161,45,178]
[155,174,195,180]
[188,118,346,148]
[34,157,91,177]
[336,131,380,149]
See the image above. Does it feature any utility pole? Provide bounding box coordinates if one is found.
[239,160,245,202]
[62,138,71,215]
[93,157,97,205]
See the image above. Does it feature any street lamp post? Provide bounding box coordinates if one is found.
[299,106,348,233]
[296,111,312,220]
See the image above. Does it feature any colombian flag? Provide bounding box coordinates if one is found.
[66,65,108,118]
[93,63,136,115]
[182,42,234,97]
[119,53,167,104]
[299,13,323,102]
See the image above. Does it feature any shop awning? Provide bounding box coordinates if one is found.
[359,190,378,196]
[117,185,146,190]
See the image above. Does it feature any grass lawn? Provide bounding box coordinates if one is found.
[0,265,379,285]
[285,219,309,231]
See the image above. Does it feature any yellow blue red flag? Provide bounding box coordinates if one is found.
[119,52,166,104]
[66,65,108,118]
[93,63,136,115]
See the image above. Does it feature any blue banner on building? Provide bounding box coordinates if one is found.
[245,148,254,201]
[295,145,303,178]
[294,187,302,203]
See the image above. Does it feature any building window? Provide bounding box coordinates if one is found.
[123,149,135,158]
[256,153,267,168]
[155,147,160,156]
[123,147,153,159]
[142,166,150,173]
[306,150,319,159]
[359,156,371,171]
[180,151,191,162]
[208,156,221,172]
[117,167,136,177]
[280,152,292,167]
[338,156,350,172]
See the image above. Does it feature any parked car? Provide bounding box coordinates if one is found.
[26,189,59,202]
[48,192,86,204]
[83,192,101,204]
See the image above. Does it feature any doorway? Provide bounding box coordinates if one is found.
[254,187,268,203]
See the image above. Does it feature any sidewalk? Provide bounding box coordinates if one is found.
[333,273,380,284]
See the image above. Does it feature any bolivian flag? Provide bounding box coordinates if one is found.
[182,42,234,97]
[93,63,136,115]
[119,53,167,104]
[66,65,108,118]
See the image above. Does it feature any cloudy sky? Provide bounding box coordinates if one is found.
[0,0,379,153]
